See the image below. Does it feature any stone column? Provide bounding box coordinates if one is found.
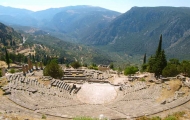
[29,61,33,72]
[22,65,26,76]
[40,62,43,70]
[27,58,33,72]
[27,58,30,71]
[30,60,33,71]
[25,65,29,73]
[35,62,38,70]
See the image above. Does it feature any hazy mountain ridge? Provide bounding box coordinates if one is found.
[1,5,190,62]
[0,5,121,42]
[85,7,190,59]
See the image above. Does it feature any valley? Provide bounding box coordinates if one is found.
[0,4,190,120]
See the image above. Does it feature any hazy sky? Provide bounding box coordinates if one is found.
[0,0,190,13]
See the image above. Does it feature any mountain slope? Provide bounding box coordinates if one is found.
[49,6,120,41]
[0,22,114,65]
[0,22,23,47]
[85,7,190,59]
[23,32,114,65]
[0,5,37,26]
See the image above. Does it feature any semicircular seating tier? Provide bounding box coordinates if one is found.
[2,74,190,119]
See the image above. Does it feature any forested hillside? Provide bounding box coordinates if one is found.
[85,7,190,60]
[0,22,23,47]
[1,6,190,63]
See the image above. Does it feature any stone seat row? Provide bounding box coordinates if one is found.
[123,81,147,95]
[8,89,81,111]
[122,85,161,101]
[107,93,190,118]
[51,79,81,94]
[6,75,75,99]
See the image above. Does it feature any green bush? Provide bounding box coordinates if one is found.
[10,68,15,74]
[42,114,46,119]
[43,60,63,79]
[162,64,180,77]
[124,66,138,75]
[140,78,146,82]
[71,61,81,69]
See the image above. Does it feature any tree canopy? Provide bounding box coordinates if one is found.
[162,59,180,77]
[147,34,167,77]
[70,61,81,69]
[43,59,63,79]
[124,66,138,75]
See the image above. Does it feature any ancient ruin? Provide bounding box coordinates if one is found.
[1,66,190,119]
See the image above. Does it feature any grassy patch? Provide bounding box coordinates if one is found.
[140,78,146,82]
[136,116,161,120]
[136,111,185,120]
[163,115,177,120]
[73,117,98,120]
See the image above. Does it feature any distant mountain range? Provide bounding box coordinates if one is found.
[0,5,120,42]
[85,7,190,59]
[1,5,190,63]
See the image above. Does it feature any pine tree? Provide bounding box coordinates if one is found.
[43,59,63,79]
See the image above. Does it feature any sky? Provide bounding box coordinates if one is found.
[0,0,190,13]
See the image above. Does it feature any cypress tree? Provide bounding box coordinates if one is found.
[143,53,146,64]
[156,34,162,57]
[5,48,10,68]
[148,34,167,78]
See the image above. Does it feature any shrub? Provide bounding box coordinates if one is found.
[140,78,146,82]
[71,61,81,69]
[43,60,63,79]
[42,114,46,119]
[10,68,15,74]
[124,66,138,75]
[162,64,180,77]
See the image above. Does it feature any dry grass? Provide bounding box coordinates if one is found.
[0,89,4,97]
[1,113,69,120]
[0,61,7,68]
[37,79,51,87]
[0,77,8,97]
[157,79,182,102]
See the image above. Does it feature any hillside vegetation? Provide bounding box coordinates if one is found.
[1,6,190,63]
[85,7,190,60]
